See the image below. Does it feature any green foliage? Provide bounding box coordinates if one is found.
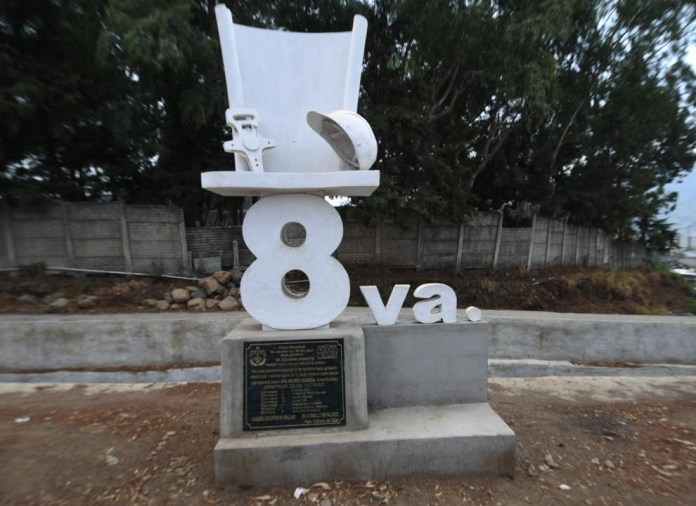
[1,0,694,251]
[0,0,145,204]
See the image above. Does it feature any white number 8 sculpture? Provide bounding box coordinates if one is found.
[241,194,350,330]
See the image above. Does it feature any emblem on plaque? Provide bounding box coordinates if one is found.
[249,347,267,367]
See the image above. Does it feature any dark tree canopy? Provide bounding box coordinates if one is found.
[1,0,694,249]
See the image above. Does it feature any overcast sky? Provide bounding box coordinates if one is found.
[665,46,696,246]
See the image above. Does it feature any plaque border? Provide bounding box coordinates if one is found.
[242,339,346,431]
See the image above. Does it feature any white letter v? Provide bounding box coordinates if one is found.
[360,284,410,326]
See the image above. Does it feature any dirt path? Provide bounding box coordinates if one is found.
[1,378,695,505]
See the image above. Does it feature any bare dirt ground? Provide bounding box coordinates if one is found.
[1,265,695,316]
[2,377,696,506]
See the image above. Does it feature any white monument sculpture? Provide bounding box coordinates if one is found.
[203,5,380,330]
[206,5,514,487]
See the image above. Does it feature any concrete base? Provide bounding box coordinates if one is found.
[363,322,489,408]
[214,402,515,486]
[220,317,368,437]
[215,317,516,486]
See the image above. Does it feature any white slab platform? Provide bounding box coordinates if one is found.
[214,403,515,486]
[201,170,380,197]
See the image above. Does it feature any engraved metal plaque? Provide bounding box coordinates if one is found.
[243,339,346,430]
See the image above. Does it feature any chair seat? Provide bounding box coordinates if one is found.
[201,170,380,197]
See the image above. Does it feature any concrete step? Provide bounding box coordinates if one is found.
[214,402,515,486]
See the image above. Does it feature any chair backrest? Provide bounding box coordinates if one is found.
[215,5,367,173]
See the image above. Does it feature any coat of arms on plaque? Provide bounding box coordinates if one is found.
[249,346,267,367]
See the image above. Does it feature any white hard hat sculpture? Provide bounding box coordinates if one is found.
[307,110,378,170]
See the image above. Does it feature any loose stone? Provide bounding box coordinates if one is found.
[171,288,190,303]
[199,277,220,295]
[218,296,240,311]
[213,270,233,285]
[187,298,206,310]
[155,300,170,311]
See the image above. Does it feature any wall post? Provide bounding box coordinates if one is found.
[416,218,425,270]
[560,216,568,266]
[526,214,537,271]
[1,205,17,268]
[61,202,75,267]
[544,218,552,266]
[492,211,504,269]
[119,202,133,272]
[178,208,189,273]
[455,222,465,272]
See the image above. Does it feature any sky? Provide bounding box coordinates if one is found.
[665,46,696,247]
[667,169,696,247]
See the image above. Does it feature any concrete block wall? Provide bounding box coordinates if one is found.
[609,241,645,269]
[187,213,645,272]
[1,202,185,274]
[68,202,125,270]
[336,221,375,264]
[563,224,579,264]
[421,223,459,268]
[186,227,253,268]
[0,212,9,268]
[546,219,565,265]
[459,213,499,268]
[8,205,70,268]
[380,221,419,266]
[127,205,185,273]
[1,201,646,273]
[497,227,531,267]
[576,227,591,264]
[530,217,548,267]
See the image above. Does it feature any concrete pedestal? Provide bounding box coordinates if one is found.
[219,317,368,437]
[214,318,516,486]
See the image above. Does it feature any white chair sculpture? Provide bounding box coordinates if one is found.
[202,5,379,197]
[203,5,380,329]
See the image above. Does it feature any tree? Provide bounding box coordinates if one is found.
[2,0,694,252]
[99,0,234,222]
[355,0,695,253]
[547,0,696,248]
[0,0,144,204]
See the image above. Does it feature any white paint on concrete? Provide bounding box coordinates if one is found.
[214,5,368,175]
[465,306,482,322]
[359,284,410,326]
[201,170,380,197]
[412,283,458,323]
[241,194,350,330]
[306,110,377,170]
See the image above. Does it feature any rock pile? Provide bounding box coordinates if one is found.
[15,270,244,313]
[144,270,243,312]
